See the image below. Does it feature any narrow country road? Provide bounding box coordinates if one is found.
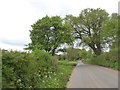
[67,61,118,88]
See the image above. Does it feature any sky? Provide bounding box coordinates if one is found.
[0,0,119,51]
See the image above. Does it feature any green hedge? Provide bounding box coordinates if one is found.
[2,49,53,88]
[84,48,119,70]
[2,49,75,88]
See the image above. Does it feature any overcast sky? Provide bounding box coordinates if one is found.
[0,0,119,51]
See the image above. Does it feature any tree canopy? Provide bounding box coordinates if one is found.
[26,16,73,55]
[26,8,118,56]
[65,8,118,56]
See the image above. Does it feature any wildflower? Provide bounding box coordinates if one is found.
[29,86,32,88]
[17,79,21,83]
[45,75,47,78]
[61,73,64,75]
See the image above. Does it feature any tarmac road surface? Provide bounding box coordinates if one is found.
[67,62,118,88]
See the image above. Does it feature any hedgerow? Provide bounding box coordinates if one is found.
[84,48,119,70]
[2,49,75,88]
[2,49,54,88]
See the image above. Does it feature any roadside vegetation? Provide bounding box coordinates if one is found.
[82,48,119,70]
[2,8,119,88]
[2,49,76,88]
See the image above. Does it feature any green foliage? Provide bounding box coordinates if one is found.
[2,49,75,88]
[79,49,91,60]
[58,60,77,66]
[32,49,52,63]
[2,50,37,88]
[55,61,76,88]
[65,8,118,56]
[58,54,67,60]
[84,48,119,70]
[2,50,54,88]
[81,58,92,64]
[3,7,119,88]
[66,48,80,61]
[26,15,73,55]
[101,13,118,49]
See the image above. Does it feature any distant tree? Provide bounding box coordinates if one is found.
[26,16,73,55]
[66,48,80,60]
[65,8,110,56]
[79,49,92,59]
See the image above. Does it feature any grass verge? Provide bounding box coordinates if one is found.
[43,60,77,88]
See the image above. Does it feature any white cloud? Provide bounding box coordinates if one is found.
[0,0,37,50]
[30,0,119,16]
[0,0,119,51]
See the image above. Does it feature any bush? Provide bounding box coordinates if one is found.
[58,55,66,60]
[89,49,118,70]
[83,47,119,70]
[32,49,53,71]
[66,48,80,61]
[2,50,39,88]
[2,49,76,88]
[2,49,54,88]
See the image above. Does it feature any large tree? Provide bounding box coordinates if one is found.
[26,16,73,55]
[65,8,109,56]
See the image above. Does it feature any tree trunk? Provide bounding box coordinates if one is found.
[52,47,56,56]
[88,41,101,56]
[94,48,101,56]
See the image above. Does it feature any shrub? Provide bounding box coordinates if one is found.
[2,49,76,88]
[58,55,66,60]
[90,50,118,70]
[83,47,119,70]
[66,48,80,61]
[2,49,54,88]
[2,50,39,88]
